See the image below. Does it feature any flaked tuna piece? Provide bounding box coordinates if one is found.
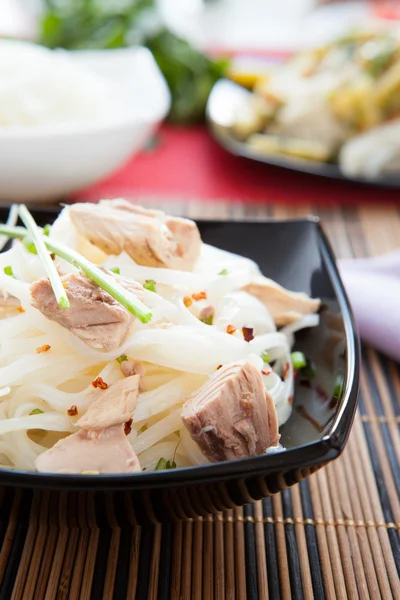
[30,272,142,351]
[243,276,320,326]
[182,360,279,462]
[35,425,141,474]
[78,374,140,430]
[120,359,146,392]
[69,199,202,271]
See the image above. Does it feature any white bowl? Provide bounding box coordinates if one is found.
[0,46,171,203]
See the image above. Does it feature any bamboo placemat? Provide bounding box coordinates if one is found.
[0,199,399,599]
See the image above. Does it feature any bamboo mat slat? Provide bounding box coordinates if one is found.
[0,199,399,599]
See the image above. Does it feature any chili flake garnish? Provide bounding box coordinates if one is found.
[262,368,272,376]
[282,362,290,380]
[242,326,254,342]
[67,405,78,416]
[288,396,294,405]
[124,418,133,436]
[17,306,25,313]
[36,344,51,354]
[226,324,236,335]
[92,376,108,390]
[192,291,207,301]
[183,296,193,308]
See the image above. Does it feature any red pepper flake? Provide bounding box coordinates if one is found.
[92,376,108,390]
[282,362,290,380]
[226,324,236,335]
[36,344,51,354]
[183,296,193,308]
[192,291,207,301]
[242,327,254,343]
[67,405,78,416]
[124,418,133,436]
[17,306,25,313]
[288,396,294,405]
[216,365,222,370]
[262,368,272,376]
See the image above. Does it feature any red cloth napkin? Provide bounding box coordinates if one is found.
[75,125,400,205]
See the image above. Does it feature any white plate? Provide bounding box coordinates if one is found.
[0,46,170,203]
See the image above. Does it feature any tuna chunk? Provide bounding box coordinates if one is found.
[78,374,140,430]
[69,199,202,271]
[181,360,279,462]
[30,272,141,351]
[243,276,320,326]
[35,425,141,474]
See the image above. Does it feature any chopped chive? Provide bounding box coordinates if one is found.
[0,205,18,252]
[30,408,44,415]
[43,224,51,236]
[0,223,153,324]
[291,351,307,370]
[300,358,316,380]
[261,351,270,363]
[200,315,213,325]
[23,237,37,254]
[155,457,176,470]
[143,279,157,293]
[3,266,14,277]
[116,354,128,364]
[19,205,70,310]
[110,267,120,274]
[155,457,168,470]
[333,375,344,401]
[218,268,228,275]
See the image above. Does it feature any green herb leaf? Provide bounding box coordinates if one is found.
[38,1,229,125]
[43,224,51,236]
[155,457,177,471]
[333,375,344,401]
[261,351,270,363]
[291,351,307,370]
[299,358,316,380]
[200,315,213,326]
[110,267,120,274]
[3,266,14,277]
[116,354,128,364]
[23,237,37,254]
[155,457,168,471]
[143,279,157,293]
[218,268,228,276]
[30,408,44,415]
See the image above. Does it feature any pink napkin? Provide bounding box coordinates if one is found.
[338,252,400,362]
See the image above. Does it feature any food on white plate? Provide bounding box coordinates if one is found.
[229,29,400,177]
[0,40,123,128]
[0,200,321,474]
[340,119,400,178]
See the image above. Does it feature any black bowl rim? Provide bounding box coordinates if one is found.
[0,212,360,491]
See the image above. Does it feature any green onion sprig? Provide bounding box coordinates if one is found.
[0,213,152,324]
[19,205,70,309]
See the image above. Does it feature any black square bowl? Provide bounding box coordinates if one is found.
[0,208,360,524]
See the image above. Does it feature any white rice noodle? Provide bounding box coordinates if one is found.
[131,408,183,454]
